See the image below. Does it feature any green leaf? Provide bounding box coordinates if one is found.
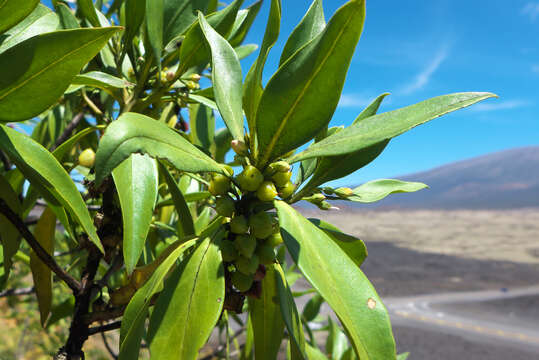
[94,112,224,186]
[345,179,428,203]
[159,162,196,237]
[78,0,101,27]
[397,352,410,360]
[279,0,325,66]
[194,207,212,235]
[72,71,134,94]
[353,93,390,124]
[148,232,225,360]
[119,239,197,360]
[256,0,365,166]
[289,92,498,163]
[235,43,258,60]
[308,218,367,268]
[146,0,164,67]
[302,293,323,323]
[124,0,146,48]
[56,3,80,29]
[198,12,244,141]
[274,262,306,360]
[249,263,285,360]
[52,125,105,162]
[306,343,328,360]
[0,4,59,55]
[0,27,121,122]
[29,207,56,326]
[163,0,211,47]
[243,0,280,139]
[0,0,39,34]
[0,173,22,282]
[275,201,396,359]
[113,154,158,273]
[0,125,102,252]
[189,102,215,151]
[213,127,232,163]
[326,317,348,360]
[228,0,262,47]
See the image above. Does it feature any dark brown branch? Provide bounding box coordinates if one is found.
[84,306,125,324]
[0,287,34,298]
[50,112,85,152]
[101,332,118,359]
[0,149,11,171]
[88,321,122,335]
[0,199,81,292]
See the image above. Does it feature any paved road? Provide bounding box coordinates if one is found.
[384,285,539,353]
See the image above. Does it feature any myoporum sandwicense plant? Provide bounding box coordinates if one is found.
[0,0,495,359]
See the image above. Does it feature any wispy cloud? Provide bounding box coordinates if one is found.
[400,46,449,95]
[521,2,539,21]
[469,99,531,112]
[532,64,539,73]
[338,94,377,108]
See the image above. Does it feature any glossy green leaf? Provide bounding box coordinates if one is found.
[29,207,56,326]
[0,0,39,34]
[119,239,197,360]
[113,154,158,273]
[124,0,146,48]
[146,0,164,66]
[52,126,104,162]
[194,207,212,235]
[342,348,357,360]
[250,263,285,360]
[56,3,80,29]
[179,0,243,73]
[326,317,348,360]
[72,71,134,93]
[308,218,367,268]
[199,12,244,141]
[213,127,232,163]
[0,125,102,252]
[228,0,262,47]
[94,112,225,186]
[306,343,328,360]
[163,0,211,47]
[159,162,196,237]
[243,0,280,139]
[274,262,306,360]
[397,352,410,360]
[0,27,120,122]
[235,43,258,60]
[256,0,365,166]
[353,93,390,124]
[189,103,215,151]
[148,232,225,360]
[302,293,323,323]
[275,201,396,359]
[78,0,100,27]
[346,179,428,203]
[0,5,58,54]
[156,191,211,208]
[279,0,325,65]
[0,173,21,282]
[290,92,497,163]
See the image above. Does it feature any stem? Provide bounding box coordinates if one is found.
[0,287,34,298]
[88,321,122,335]
[50,112,85,152]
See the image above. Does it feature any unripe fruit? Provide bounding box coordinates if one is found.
[165,70,175,82]
[78,148,96,168]
[220,240,238,262]
[230,215,249,234]
[266,231,283,247]
[235,254,259,275]
[272,171,292,187]
[231,140,248,156]
[279,181,296,199]
[223,165,234,176]
[190,73,201,82]
[231,271,254,292]
[249,211,273,239]
[256,181,277,202]
[209,174,230,196]
[237,165,264,192]
[215,195,235,217]
[271,161,291,173]
[335,187,354,198]
[234,234,256,257]
[186,80,199,90]
[257,243,275,265]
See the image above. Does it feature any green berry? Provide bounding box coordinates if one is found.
[237,165,264,192]
[279,181,296,199]
[256,181,277,202]
[272,171,292,187]
[230,215,249,234]
[234,234,256,257]
[231,140,248,156]
[256,243,275,265]
[209,174,230,196]
[266,232,283,247]
[335,187,354,198]
[235,254,259,275]
[220,240,238,262]
[78,148,95,168]
[249,211,274,239]
[215,196,235,217]
[231,271,253,292]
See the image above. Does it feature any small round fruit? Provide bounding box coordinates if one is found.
[249,211,274,239]
[234,234,256,257]
[215,196,235,217]
[257,243,275,265]
[269,161,290,173]
[237,165,264,192]
[272,171,292,187]
[220,240,238,262]
[223,165,234,176]
[266,231,283,247]
[279,181,296,199]
[235,255,259,274]
[230,215,249,234]
[78,148,95,168]
[231,271,254,292]
[256,181,277,202]
[231,140,248,156]
[335,187,354,198]
[208,174,230,196]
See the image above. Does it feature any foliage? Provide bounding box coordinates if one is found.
[0,0,494,359]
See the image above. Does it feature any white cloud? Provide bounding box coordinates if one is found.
[469,99,530,112]
[532,64,539,73]
[522,2,539,21]
[400,46,449,95]
[338,94,376,108]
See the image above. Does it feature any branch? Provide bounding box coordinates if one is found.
[0,287,34,298]
[0,199,81,292]
[88,321,122,336]
[0,149,11,171]
[101,332,118,359]
[50,112,85,151]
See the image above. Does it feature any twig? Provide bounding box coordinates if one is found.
[88,320,122,335]
[50,112,85,151]
[101,331,119,359]
[0,287,34,298]
[199,327,246,360]
[0,149,11,170]
[0,199,81,292]
[82,90,103,116]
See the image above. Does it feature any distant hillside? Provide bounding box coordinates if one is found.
[354,146,539,209]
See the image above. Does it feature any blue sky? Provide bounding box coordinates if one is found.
[41,0,539,187]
